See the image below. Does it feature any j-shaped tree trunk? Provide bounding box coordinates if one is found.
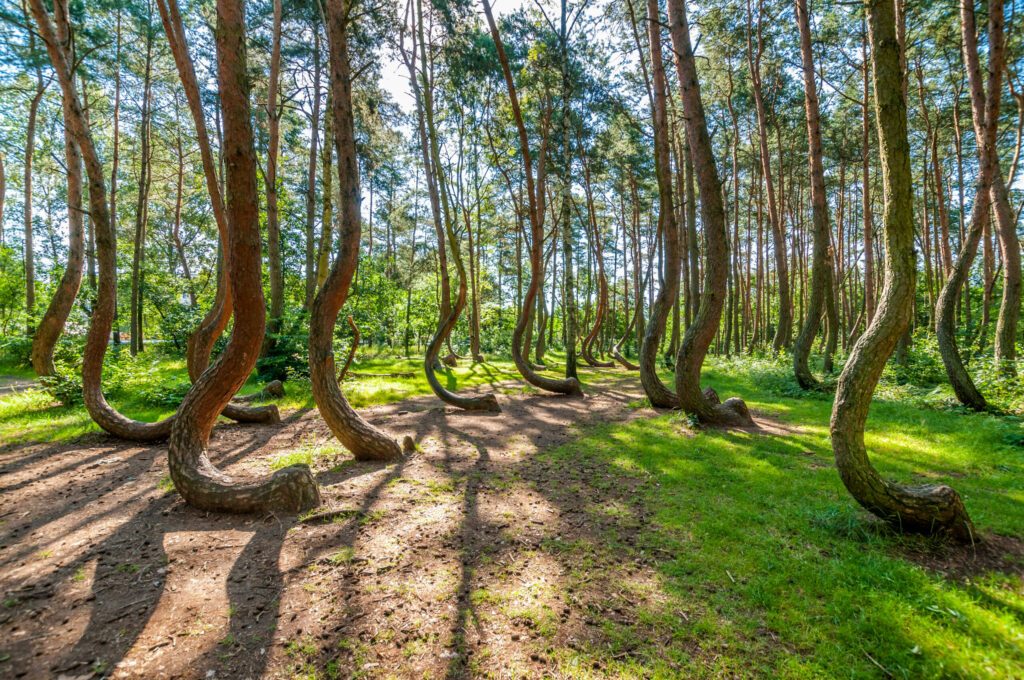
[831,0,973,541]
[666,0,753,427]
[579,148,613,367]
[791,0,835,391]
[402,0,497,410]
[166,0,319,513]
[639,0,681,408]
[483,0,582,397]
[309,0,410,460]
[31,0,83,378]
[29,0,179,441]
[157,0,276,424]
[935,0,1005,412]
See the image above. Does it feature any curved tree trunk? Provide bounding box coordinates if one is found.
[483,0,582,397]
[404,0,497,410]
[310,0,410,461]
[667,0,753,427]
[612,301,642,371]
[31,0,83,378]
[579,155,613,367]
[935,0,1005,411]
[791,0,835,390]
[167,0,319,513]
[830,0,972,541]
[157,0,276,424]
[29,0,183,442]
[639,0,681,408]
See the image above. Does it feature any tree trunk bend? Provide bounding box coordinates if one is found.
[831,0,972,541]
[31,0,83,378]
[791,0,835,391]
[667,0,753,427]
[167,0,318,513]
[639,0,681,409]
[483,0,582,397]
[310,0,412,460]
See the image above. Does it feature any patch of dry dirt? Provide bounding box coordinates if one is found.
[0,373,676,679]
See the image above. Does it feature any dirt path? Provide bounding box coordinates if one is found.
[0,376,36,397]
[0,373,677,678]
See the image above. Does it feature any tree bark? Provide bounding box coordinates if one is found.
[129,17,154,356]
[157,0,276,424]
[263,0,285,356]
[310,0,410,460]
[746,0,791,352]
[862,23,875,324]
[404,0,497,410]
[666,0,752,426]
[29,0,179,441]
[167,0,319,513]
[934,0,1005,411]
[639,0,681,408]
[23,8,45,336]
[31,0,84,378]
[483,0,582,397]
[304,28,321,311]
[791,0,835,390]
[831,0,973,541]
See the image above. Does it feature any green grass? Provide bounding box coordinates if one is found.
[537,357,1024,678]
[0,352,537,445]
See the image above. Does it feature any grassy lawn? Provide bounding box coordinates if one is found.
[0,352,539,445]
[535,358,1024,678]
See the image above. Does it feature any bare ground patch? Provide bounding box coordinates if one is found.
[0,372,686,679]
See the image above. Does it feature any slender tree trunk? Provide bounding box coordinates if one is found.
[171,98,196,305]
[129,19,154,356]
[309,0,412,459]
[109,8,121,346]
[168,0,319,513]
[261,0,285,359]
[862,23,875,324]
[747,0,791,352]
[317,87,334,290]
[935,0,1007,411]
[792,0,835,390]
[639,0,681,408]
[29,0,177,441]
[831,0,972,541]
[0,152,5,245]
[31,0,84,377]
[23,31,44,336]
[304,28,321,311]
[157,0,276,423]
[667,0,752,426]
[483,0,582,396]
[992,166,1019,372]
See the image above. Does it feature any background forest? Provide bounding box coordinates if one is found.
[1,0,1024,676]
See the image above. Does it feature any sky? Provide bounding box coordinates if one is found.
[377,0,532,115]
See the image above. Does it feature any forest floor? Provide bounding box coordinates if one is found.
[1,357,1023,678]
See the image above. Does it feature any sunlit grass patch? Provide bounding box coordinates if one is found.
[538,360,1024,677]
